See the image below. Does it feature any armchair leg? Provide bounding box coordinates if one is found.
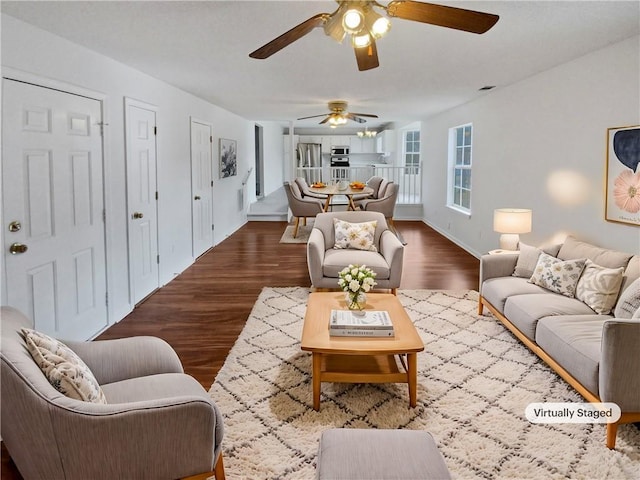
[180,453,225,480]
[293,217,300,238]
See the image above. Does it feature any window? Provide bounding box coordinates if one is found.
[403,130,420,174]
[448,124,472,213]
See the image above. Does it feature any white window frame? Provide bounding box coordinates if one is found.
[403,129,420,175]
[447,123,473,215]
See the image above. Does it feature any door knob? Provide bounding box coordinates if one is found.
[194,196,201,200]
[8,221,21,232]
[9,243,28,255]
[132,212,144,219]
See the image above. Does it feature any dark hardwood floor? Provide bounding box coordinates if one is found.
[1,220,479,479]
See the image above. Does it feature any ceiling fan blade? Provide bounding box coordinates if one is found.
[354,40,379,71]
[297,113,330,120]
[249,13,328,59]
[319,117,330,125]
[349,113,379,118]
[346,114,367,124]
[386,1,499,34]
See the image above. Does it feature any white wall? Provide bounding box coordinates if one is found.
[258,121,286,198]
[1,14,284,324]
[422,35,640,257]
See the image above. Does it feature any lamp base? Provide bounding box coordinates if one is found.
[499,234,520,251]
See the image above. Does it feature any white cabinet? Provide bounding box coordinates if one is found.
[330,135,351,148]
[376,129,396,154]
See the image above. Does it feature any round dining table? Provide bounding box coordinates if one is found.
[310,184,374,212]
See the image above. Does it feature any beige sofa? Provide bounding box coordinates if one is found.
[478,236,639,448]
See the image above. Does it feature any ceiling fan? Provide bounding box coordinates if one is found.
[249,0,499,71]
[297,101,378,125]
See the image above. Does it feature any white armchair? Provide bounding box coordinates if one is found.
[307,211,404,294]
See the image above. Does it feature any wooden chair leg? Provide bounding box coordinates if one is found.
[214,453,226,480]
[478,298,484,315]
[293,217,300,238]
[606,422,618,449]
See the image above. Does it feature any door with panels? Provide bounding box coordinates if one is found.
[2,79,108,341]
[125,98,159,305]
[190,118,214,258]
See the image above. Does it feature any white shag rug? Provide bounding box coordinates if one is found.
[209,287,640,479]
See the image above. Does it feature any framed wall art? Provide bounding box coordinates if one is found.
[219,138,237,178]
[605,125,640,226]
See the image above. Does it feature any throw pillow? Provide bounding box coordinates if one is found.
[575,260,624,315]
[333,218,377,252]
[22,328,107,404]
[528,252,586,297]
[614,277,640,318]
[513,242,562,278]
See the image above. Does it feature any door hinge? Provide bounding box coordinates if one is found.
[155,191,158,200]
[105,292,109,306]
[210,135,213,143]
[154,126,157,135]
[212,224,214,231]
[157,254,160,264]
[211,180,214,187]
[102,209,106,223]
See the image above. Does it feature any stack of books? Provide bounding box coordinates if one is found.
[329,310,394,337]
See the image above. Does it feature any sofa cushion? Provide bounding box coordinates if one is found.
[557,235,632,269]
[529,253,586,297]
[535,315,608,397]
[575,260,625,315]
[322,249,390,280]
[512,242,562,278]
[101,372,210,404]
[614,277,640,319]
[22,328,107,404]
[503,294,596,341]
[333,218,377,252]
[481,277,548,314]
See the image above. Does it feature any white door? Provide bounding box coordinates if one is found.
[190,119,214,258]
[125,99,159,304]
[2,79,108,341]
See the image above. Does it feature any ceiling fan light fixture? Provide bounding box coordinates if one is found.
[351,32,371,48]
[324,11,346,43]
[365,8,391,39]
[342,8,364,34]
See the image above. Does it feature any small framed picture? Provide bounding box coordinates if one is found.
[219,138,237,178]
[605,125,640,226]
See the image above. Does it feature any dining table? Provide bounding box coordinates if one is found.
[310,183,374,212]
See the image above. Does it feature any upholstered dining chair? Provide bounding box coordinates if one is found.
[295,176,328,200]
[351,175,385,202]
[357,182,400,229]
[307,211,404,294]
[0,306,225,480]
[284,181,325,238]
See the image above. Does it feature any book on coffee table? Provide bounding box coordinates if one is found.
[329,310,394,337]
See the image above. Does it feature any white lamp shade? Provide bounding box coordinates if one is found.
[493,209,532,234]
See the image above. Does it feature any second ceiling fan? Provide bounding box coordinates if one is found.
[249,0,499,71]
[298,101,378,126]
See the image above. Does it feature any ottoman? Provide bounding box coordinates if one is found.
[316,428,451,480]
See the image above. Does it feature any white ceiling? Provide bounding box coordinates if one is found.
[2,1,639,133]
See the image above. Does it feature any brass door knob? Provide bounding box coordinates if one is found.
[9,243,28,255]
[8,221,21,232]
[132,212,144,219]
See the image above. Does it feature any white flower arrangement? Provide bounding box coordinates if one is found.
[338,265,377,309]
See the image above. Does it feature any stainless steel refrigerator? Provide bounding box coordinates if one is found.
[297,143,323,184]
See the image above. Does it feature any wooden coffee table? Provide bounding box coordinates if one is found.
[301,292,424,411]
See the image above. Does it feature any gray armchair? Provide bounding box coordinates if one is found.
[0,306,225,480]
[284,181,324,238]
[357,183,400,228]
[295,176,328,200]
[307,211,404,294]
[351,175,385,202]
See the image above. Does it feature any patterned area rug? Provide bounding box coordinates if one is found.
[279,224,312,243]
[209,287,640,479]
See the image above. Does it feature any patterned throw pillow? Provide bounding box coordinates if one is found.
[333,219,377,252]
[21,328,107,404]
[528,253,586,297]
[512,242,561,278]
[614,277,640,318]
[575,260,624,314]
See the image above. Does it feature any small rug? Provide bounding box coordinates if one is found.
[279,224,312,244]
[209,287,640,479]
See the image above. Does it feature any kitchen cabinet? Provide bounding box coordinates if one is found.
[350,136,376,154]
[376,129,396,154]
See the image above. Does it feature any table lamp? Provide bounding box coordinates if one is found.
[493,208,532,251]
